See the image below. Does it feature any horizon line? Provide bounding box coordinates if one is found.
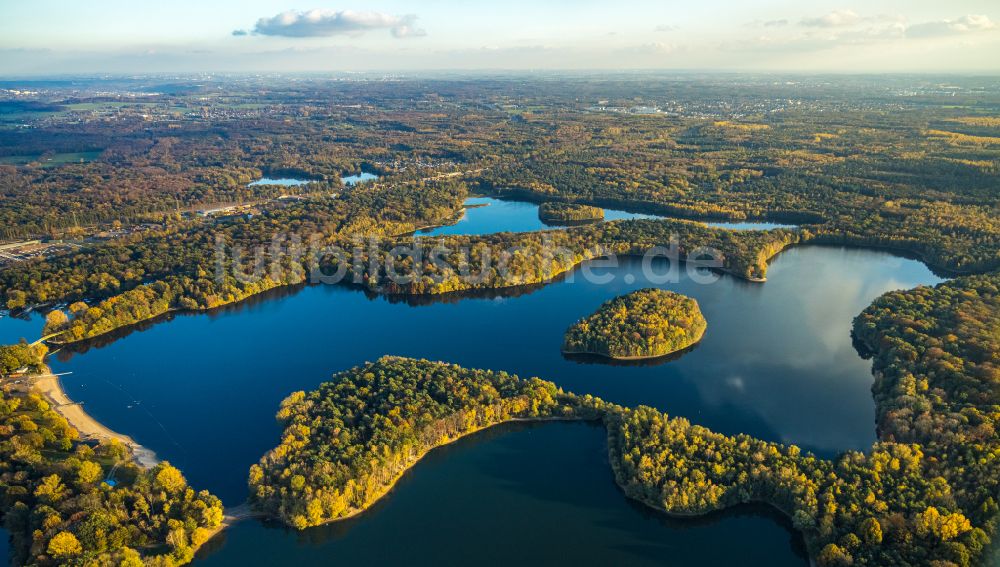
[3,69,1000,80]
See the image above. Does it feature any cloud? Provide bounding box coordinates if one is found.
[231,29,248,37]
[240,9,426,39]
[723,20,907,54]
[837,22,906,43]
[654,24,678,32]
[630,42,676,55]
[745,19,788,29]
[906,15,996,38]
[801,9,861,28]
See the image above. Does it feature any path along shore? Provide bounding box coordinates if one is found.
[30,368,160,468]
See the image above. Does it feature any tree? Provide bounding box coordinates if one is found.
[76,460,103,486]
[47,531,82,558]
[817,543,853,566]
[0,379,224,565]
[34,474,66,504]
[860,517,882,545]
[793,509,816,531]
[154,463,187,494]
[916,506,973,543]
[119,548,144,567]
[44,309,69,334]
[0,341,47,375]
[5,289,26,310]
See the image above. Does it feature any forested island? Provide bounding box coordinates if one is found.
[562,288,707,360]
[537,202,605,225]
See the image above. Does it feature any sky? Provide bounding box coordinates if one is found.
[1,1,998,75]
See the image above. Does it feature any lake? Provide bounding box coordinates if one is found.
[420,197,797,236]
[247,172,379,189]
[23,243,940,565]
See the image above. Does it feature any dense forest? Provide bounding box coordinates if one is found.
[0,383,224,565]
[562,288,707,359]
[537,202,604,224]
[7,179,469,309]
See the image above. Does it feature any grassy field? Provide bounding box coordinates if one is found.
[0,151,102,166]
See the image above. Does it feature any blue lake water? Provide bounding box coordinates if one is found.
[707,220,800,230]
[246,172,378,189]
[0,311,44,344]
[30,244,942,565]
[247,178,314,187]
[340,172,379,186]
[420,197,796,236]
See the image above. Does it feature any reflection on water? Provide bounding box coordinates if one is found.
[419,197,797,236]
[420,197,550,235]
[246,172,378,188]
[52,246,941,507]
[0,311,43,345]
[195,422,807,566]
[561,341,702,367]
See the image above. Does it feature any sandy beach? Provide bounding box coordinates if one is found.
[32,371,160,468]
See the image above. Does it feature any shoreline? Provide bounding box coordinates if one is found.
[256,410,806,548]
[561,341,703,361]
[604,432,813,557]
[402,201,489,236]
[268,415,586,530]
[43,244,776,349]
[27,366,261,558]
[31,366,160,468]
[198,501,265,551]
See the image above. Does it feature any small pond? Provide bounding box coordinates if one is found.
[340,172,379,186]
[247,178,313,187]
